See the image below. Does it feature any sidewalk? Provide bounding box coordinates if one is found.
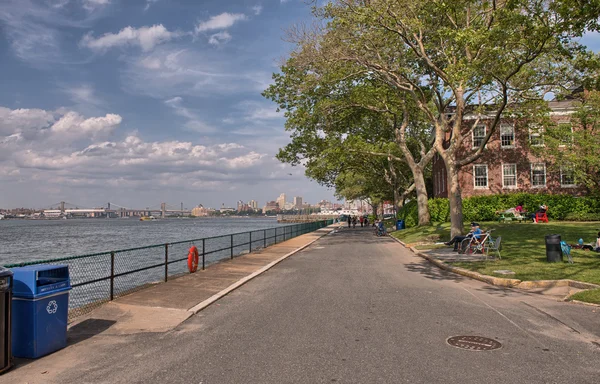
[63,224,340,337]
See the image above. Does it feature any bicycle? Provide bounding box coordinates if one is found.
[459,229,494,256]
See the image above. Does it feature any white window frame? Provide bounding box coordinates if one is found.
[473,164,489,189]
[560,166,576,188]
[500,124,515,149]
[502,163,518,189]
[472,125,486,149]
[556,122,573,147]
[530,163,546,188]
[529,124,545,147]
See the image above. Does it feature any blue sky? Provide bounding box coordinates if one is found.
[0,0,340,210]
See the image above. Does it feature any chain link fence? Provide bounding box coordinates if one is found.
[4,219,334,321]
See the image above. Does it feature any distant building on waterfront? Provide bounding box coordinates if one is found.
[191,205,211,217]
[294,196,303,209]
[276,193,286,210]
[219,203,236,213]
[263,201,279,213]
[249,200,258,210]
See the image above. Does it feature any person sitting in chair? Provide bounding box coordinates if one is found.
[444,222,482,252]
[532,204,548,223]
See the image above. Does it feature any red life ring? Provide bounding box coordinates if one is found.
[187,246,199,273]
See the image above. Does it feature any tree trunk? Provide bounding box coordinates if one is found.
[446,161,464,237]
[413,168,430,226]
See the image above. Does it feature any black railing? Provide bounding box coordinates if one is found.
[4,219,334,320]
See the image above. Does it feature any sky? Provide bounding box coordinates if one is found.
[0,0,339,210]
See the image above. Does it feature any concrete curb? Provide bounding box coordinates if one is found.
[187,225,339,315]
[389,234,600,293]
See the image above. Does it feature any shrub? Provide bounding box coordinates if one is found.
[398,193,600,227]
[563,212,600,221]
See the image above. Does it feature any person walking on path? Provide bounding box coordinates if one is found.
[359,216,364,227]
[352,216,357,228]
[347,216,351,228]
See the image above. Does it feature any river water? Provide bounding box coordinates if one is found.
[0,217,285,266]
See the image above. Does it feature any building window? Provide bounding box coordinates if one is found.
[556,122,573,146]
[472,125,486,148]
[560,166,576,187]
[531,163,546,187]
[500,124,515,148]
[529,124,544,146]
[473,164,488,188]
[502,164,517,188]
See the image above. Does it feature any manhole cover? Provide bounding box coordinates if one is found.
[447,336,502,351]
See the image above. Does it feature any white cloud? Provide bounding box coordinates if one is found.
[143,0,159,12]
[195,13,247,33]
[50,112,121,140]
[208,31,232,46]
[0,105,268,195]
[62,84,103,107]
[252,5,263,15]
[82,0,110,11]
[81,24,180,52]
[164,97,195,119]
[164,97,216,133]
[48,0,70,8]
[139,56,162,69]
[123,47,273,98]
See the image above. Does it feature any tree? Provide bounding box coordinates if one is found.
[265,57,434,224]
[536,90,600,192]
[278,0,598,236]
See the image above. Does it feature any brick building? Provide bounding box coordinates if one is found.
[432,100,585,198]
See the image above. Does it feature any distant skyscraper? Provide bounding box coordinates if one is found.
[249,200,258,210]
[276,193,286,210]
[294,196,303,208]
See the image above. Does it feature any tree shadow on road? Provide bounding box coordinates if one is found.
[404,259,466,283]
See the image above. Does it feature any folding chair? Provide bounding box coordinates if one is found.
[486,236,502,259]
[535,212,548,223]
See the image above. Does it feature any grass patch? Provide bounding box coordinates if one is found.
[569,288,600,305]
[392,221,600,286]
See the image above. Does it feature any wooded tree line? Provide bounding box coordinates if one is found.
[264,0,600,236]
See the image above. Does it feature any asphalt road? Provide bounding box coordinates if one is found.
[22,227,600,383]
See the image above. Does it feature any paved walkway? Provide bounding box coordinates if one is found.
[5,226,600,383]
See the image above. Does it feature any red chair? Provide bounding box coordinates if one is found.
[535,212,548,223]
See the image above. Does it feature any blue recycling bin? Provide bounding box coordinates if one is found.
[11,265,71,359]
[396,220,405,230]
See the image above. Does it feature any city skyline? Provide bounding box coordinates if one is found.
[0,0,339,208]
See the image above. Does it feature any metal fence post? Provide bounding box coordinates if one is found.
[249,231,252,253]
[110,251,115,301]
[275,227,278,244]
[264,229,267,248]
[164,243,168,282]
[231,234,234,259]
[202,238,206,270]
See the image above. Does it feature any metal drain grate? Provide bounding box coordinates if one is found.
[447,336,502,351]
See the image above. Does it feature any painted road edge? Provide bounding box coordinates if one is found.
[187,225,341,315]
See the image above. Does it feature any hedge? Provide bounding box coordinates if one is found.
[397,193,600,225]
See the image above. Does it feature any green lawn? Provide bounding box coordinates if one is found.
[391,222,600,303]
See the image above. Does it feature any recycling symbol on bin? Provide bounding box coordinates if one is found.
[46,300,58,314]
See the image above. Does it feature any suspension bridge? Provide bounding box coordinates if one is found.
[43,201,192,218]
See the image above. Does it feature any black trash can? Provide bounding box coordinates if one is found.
[545,234,563,262]
[0,267,13,374]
